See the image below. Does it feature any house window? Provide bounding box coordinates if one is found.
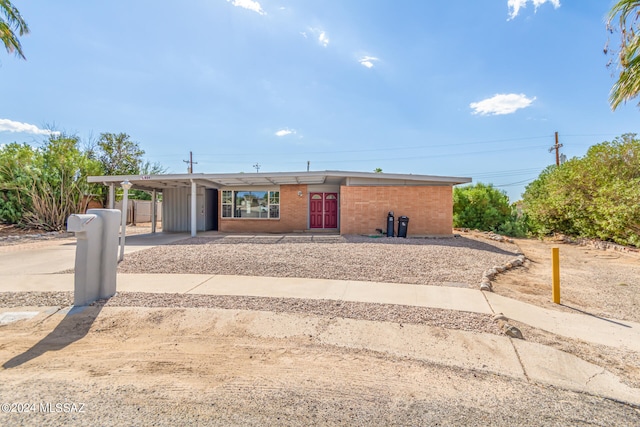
[221,190,280,219]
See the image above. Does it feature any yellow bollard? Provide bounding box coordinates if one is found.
[552,247,560,304]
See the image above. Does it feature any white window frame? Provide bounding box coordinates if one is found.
[221,190,280,219]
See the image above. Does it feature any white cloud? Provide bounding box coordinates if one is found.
[470,93,536,115]
[359,56,379,69]
[507,0,560,20]
[0,119,59,135]
[275,129,296,137]
[305,28,330,47]
[318,31,329,47]
[227,0,265,16]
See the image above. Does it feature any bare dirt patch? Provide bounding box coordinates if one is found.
[492,237,640,323]
[0,224,38,238]
[485,236,640,390]
[1,307,638,426]
[0,224,71,247]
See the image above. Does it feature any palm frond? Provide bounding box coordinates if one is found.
[0,0,29,59]
[607,1,640,110]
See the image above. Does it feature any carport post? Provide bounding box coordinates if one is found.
[108,183,115,209]
[190,180,197,237]
[151,189,157,234]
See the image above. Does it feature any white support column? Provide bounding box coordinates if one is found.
[108,183,115,209]
[190,180,197,237]
[151,189,157,234]
[118,180,132,262]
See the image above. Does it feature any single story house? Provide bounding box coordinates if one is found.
[88,170,471,237]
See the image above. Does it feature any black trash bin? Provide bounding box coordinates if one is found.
[386,211,395,237]
[397,216,409,238]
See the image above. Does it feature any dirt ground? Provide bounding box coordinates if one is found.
[1,307,639,426]
[0,224,45,237]
[491,236,640,323]
[1,230,640,425]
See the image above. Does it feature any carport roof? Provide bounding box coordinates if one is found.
[88,170,472,192]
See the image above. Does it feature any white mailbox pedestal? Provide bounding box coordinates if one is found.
[67,209,120,306]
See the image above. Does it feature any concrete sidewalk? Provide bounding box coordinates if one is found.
[2,272,638,353]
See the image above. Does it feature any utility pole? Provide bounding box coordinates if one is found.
[253,162,261,173]
[549,132,563,166]
[307,160,310,172]
[183,151,198,173]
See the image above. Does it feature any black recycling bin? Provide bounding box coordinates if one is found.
[387,211,395,237]
[397,216,409,238]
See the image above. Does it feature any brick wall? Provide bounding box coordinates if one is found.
[218,185,308,233]
[339,185,453,236]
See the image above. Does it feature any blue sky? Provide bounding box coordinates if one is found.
[1,0,638,201]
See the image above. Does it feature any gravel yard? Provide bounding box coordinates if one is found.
[118,234,521,287]
[0,291,503,336]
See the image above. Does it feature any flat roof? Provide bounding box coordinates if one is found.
[88,170,472,192]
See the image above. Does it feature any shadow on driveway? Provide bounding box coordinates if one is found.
[3,302,105,369]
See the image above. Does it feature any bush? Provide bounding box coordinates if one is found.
[453,183,512,232]
[522,134,640,247]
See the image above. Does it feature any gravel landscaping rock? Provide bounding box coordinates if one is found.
[119,234,521,287]
[0,291,503,335]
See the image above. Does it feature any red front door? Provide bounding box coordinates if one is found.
[324,194,338,228]
[310,193,324,228]
[309,193,338,229]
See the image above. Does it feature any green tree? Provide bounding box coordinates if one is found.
[1,0,29,59]
[606,0,640,109]
[22,133,102,230]
[519,165,560,236]
[0,142,36,223]
[95,132,145,176]
[91,132,168,201]
[0,130,164,228]
[453,183,511,231]
[523,134,640,246]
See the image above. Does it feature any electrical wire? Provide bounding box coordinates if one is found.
[188,144,550,166]
[494,177,539,187]
[149,135,553,159]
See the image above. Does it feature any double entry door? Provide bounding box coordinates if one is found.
[309,192,338,229]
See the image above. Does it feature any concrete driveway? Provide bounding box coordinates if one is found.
[0,232,190,276]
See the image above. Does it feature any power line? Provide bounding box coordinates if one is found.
[467,167,544,179]
[189,143,550,166]
[147,132,629,161]
[151,135,553,159]
[494,177,539,187]
[246,136,549,157]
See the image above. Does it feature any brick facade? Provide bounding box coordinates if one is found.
[218,185,308,233]
[217,184,454,235]
[339,185,453,236]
